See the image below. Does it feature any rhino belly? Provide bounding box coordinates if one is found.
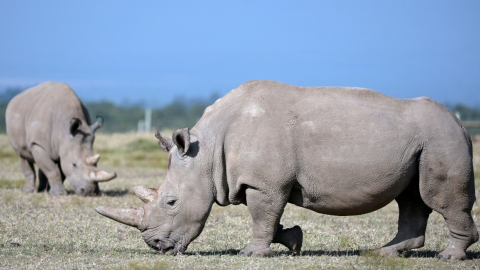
[288,146,419,216]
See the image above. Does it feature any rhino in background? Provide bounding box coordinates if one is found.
[6,81,116,196]
[97,80,478,260]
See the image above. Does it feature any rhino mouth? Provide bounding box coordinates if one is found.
[156,243,174,255]
[151,239,188,255]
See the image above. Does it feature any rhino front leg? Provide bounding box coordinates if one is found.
[31,145,67,196]
[20,157,36,193]
[239,188,288,257]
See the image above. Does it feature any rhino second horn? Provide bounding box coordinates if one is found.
[86,154,101,165]
[155,129,174,152]
[96,206,143,228]
[89,170,117,182]
[133,186,158,204]
[91,116,104,133]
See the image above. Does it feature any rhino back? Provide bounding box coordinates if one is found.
[6,81,91,160]
[195,80,461,213]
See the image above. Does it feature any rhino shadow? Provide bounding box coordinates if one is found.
[101,189,130,197]
[184,249,241,256]
[36,188,129,197]
[302,249,480,259]
[185,249,480,259]
[403,250,480,260]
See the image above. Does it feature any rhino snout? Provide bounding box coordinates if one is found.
[154,241,176,255]
[147,236,188,255]
[75,183,101,196]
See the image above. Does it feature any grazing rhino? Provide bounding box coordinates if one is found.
[6,81,116,196]
[97,80,478,260]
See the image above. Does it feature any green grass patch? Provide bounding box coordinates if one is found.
[2,192,15,204]
[338,235,358,250]
[0,178,24,189]
[94,140,168,169]
[0,149,17,159]
[360,250,417,269]
[126,138,160,153]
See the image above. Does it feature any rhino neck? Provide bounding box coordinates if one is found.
[192,124,235,207]
[192,90,247,207]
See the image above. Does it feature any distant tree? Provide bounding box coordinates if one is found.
[85,102,144,133]
[0,87,23,103]
[0,87,26,132]
[452,104,480,121]
[3,89,477,135]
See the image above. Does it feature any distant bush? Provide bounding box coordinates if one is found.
[0,87,479,135]
[450,104,480,136]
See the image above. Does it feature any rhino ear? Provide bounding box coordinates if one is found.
[90,115,104,133]
[70,118,82,135]
[155,130,174,152]
[173,127,190,156]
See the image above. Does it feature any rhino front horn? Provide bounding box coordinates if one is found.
[89,170,117,182]
[96,206,143,228]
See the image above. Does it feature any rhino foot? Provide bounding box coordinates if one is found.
[22,185,36,194]
[438,246,467,261]
[238,246,273,257]
[48,186,67,196]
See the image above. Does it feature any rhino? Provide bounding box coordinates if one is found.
[6,81,116,196]
[96,80,478,260]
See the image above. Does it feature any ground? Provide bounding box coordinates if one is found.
[0,133,479,270]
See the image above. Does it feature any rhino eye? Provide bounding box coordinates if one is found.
[72,162,77,167]
[166,199,176,206]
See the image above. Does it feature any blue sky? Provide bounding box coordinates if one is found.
[1,1,479,107]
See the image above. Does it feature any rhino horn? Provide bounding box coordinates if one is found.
[155,129,174,152]
[91,116,104,133]
[86,154,101,166]
[96,206,143,228]
[89,170,117,182]
[133,186,158,204]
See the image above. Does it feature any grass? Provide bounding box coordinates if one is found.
[94,133,170,169]
[0,133,479,269]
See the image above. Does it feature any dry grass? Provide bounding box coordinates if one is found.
[93,133,170,169]
[0,134,479,269]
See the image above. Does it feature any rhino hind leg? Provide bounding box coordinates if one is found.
[273,224,303,255]
[31,145,67,196]
[427,184,478,261]
[380,176,432,255]
[418,141,479,260]
[20,158,36,193]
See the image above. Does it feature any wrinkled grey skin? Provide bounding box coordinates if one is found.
[97,80,478,260]
[6,81,116,196]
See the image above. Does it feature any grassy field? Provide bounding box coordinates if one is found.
[1,133,480,269]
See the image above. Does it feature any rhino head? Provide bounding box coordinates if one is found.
[96,128,213,254]
[60,116,116,196]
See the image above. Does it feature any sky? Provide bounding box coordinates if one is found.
[0,1,479,108]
